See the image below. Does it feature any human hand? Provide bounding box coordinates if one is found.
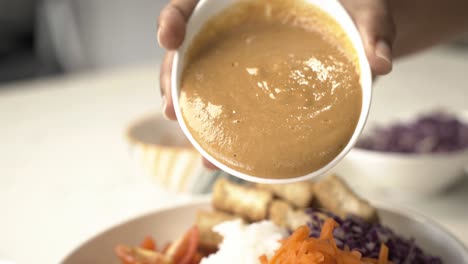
[340,0,395,75]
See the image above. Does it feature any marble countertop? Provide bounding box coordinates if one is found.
[1,47,467,264]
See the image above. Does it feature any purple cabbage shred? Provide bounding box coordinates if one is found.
[356,111,468,154]
[305,209,443,264]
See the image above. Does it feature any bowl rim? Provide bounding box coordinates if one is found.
[125,112,199,151]
[171,0,373,184]
[60,196,468,263]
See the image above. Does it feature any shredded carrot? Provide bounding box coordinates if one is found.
[259,254,269,264]
[378,244,389,264]
[259,218,391,264]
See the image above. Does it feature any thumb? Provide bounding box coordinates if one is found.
[344,0,396,75]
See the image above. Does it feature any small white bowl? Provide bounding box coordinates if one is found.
[334,147,468,199]
[334,111,468,199]
[126,113,229,194]
[60,198,468,264]
[171,0,372,184]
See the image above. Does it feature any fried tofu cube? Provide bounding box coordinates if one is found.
[212,178,273,222]
[257,181,314,208]
[195,209,242,251]
[313,174,378,222]
[269,200,312,230]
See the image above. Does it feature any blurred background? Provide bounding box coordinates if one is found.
[0,0,166,83]
[2,0,468,83]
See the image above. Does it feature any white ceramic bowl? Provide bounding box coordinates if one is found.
[60,198,468,264]
[171,0,372,184]
[126,113,230,194]
[334,148,468,199]
[334,111,468,199]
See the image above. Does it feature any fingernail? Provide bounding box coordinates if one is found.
[157,27,163,48]
[375,40,392,64]
[161,95,170,120]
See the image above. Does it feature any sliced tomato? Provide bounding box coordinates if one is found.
[116,226,201,264]
[115,245,171,264]
[115,245,137,264]
[190,252,203,264]
[140,236,157,251]
[162,242,172,254]
[170,226,200,264]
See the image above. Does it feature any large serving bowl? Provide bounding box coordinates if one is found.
[61,198,468,264]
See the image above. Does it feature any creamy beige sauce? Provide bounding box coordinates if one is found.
[180,0,362,179]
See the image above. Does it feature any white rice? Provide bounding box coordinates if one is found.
[200,220,287,264]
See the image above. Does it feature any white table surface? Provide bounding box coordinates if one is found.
[1,46,468,264]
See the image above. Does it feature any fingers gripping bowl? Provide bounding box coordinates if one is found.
[171,0,372,183]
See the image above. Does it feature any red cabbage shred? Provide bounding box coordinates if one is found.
[305,209,443,264]
[356,111,468,154]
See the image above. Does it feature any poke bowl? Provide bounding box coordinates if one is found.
[61,176,468,264]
